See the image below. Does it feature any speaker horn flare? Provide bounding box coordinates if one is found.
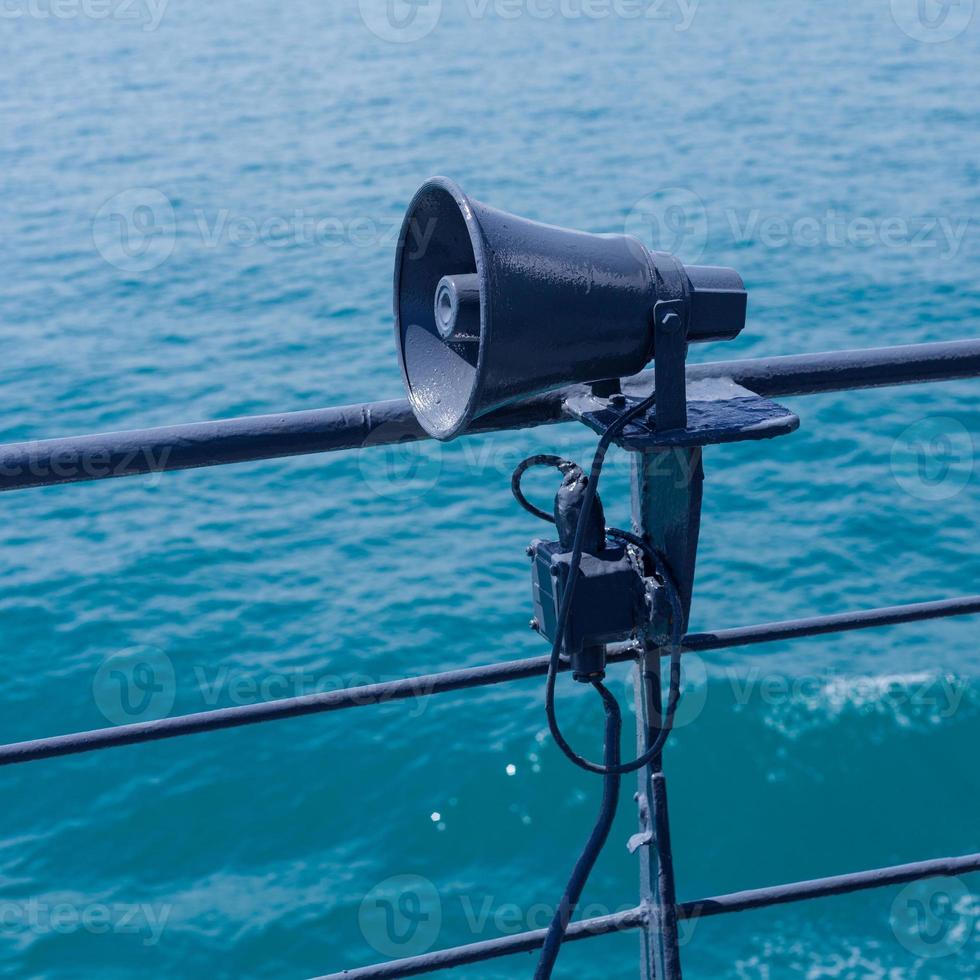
[394,177,746,441]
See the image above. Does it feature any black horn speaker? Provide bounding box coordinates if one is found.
[394,177,746,440]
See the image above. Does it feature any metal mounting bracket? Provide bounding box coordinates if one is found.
[566,376,800,452]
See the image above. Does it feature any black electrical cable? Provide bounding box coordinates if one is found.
[513,391,687,776]
[510,454,572,523]
[514,393,687,978]
[533,680,621,980]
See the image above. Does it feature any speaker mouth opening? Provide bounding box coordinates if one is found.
[394,178,488,441]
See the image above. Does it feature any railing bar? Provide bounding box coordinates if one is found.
[317,851,980,979]
[684,337,980,399]
[0,595,977,768]
[683,594,980,652]
[678,852,980,921]
[0,650,590,768]
[313,907,646,979]
[0,339,977,493]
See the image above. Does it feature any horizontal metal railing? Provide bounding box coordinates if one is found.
[0,339,977,494]
[1,338,978,978]
[1,594,978,767]
[317,853,980,980]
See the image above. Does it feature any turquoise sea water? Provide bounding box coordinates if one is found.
[0,1,979,976]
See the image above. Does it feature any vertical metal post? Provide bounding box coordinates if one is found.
[630,447,704,980]
[633,645,665,980]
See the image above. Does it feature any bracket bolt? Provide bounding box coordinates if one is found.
[529,618,540,631]
[525,545,535,558]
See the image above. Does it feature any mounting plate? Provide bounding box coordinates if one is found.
[564,377,800,452]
